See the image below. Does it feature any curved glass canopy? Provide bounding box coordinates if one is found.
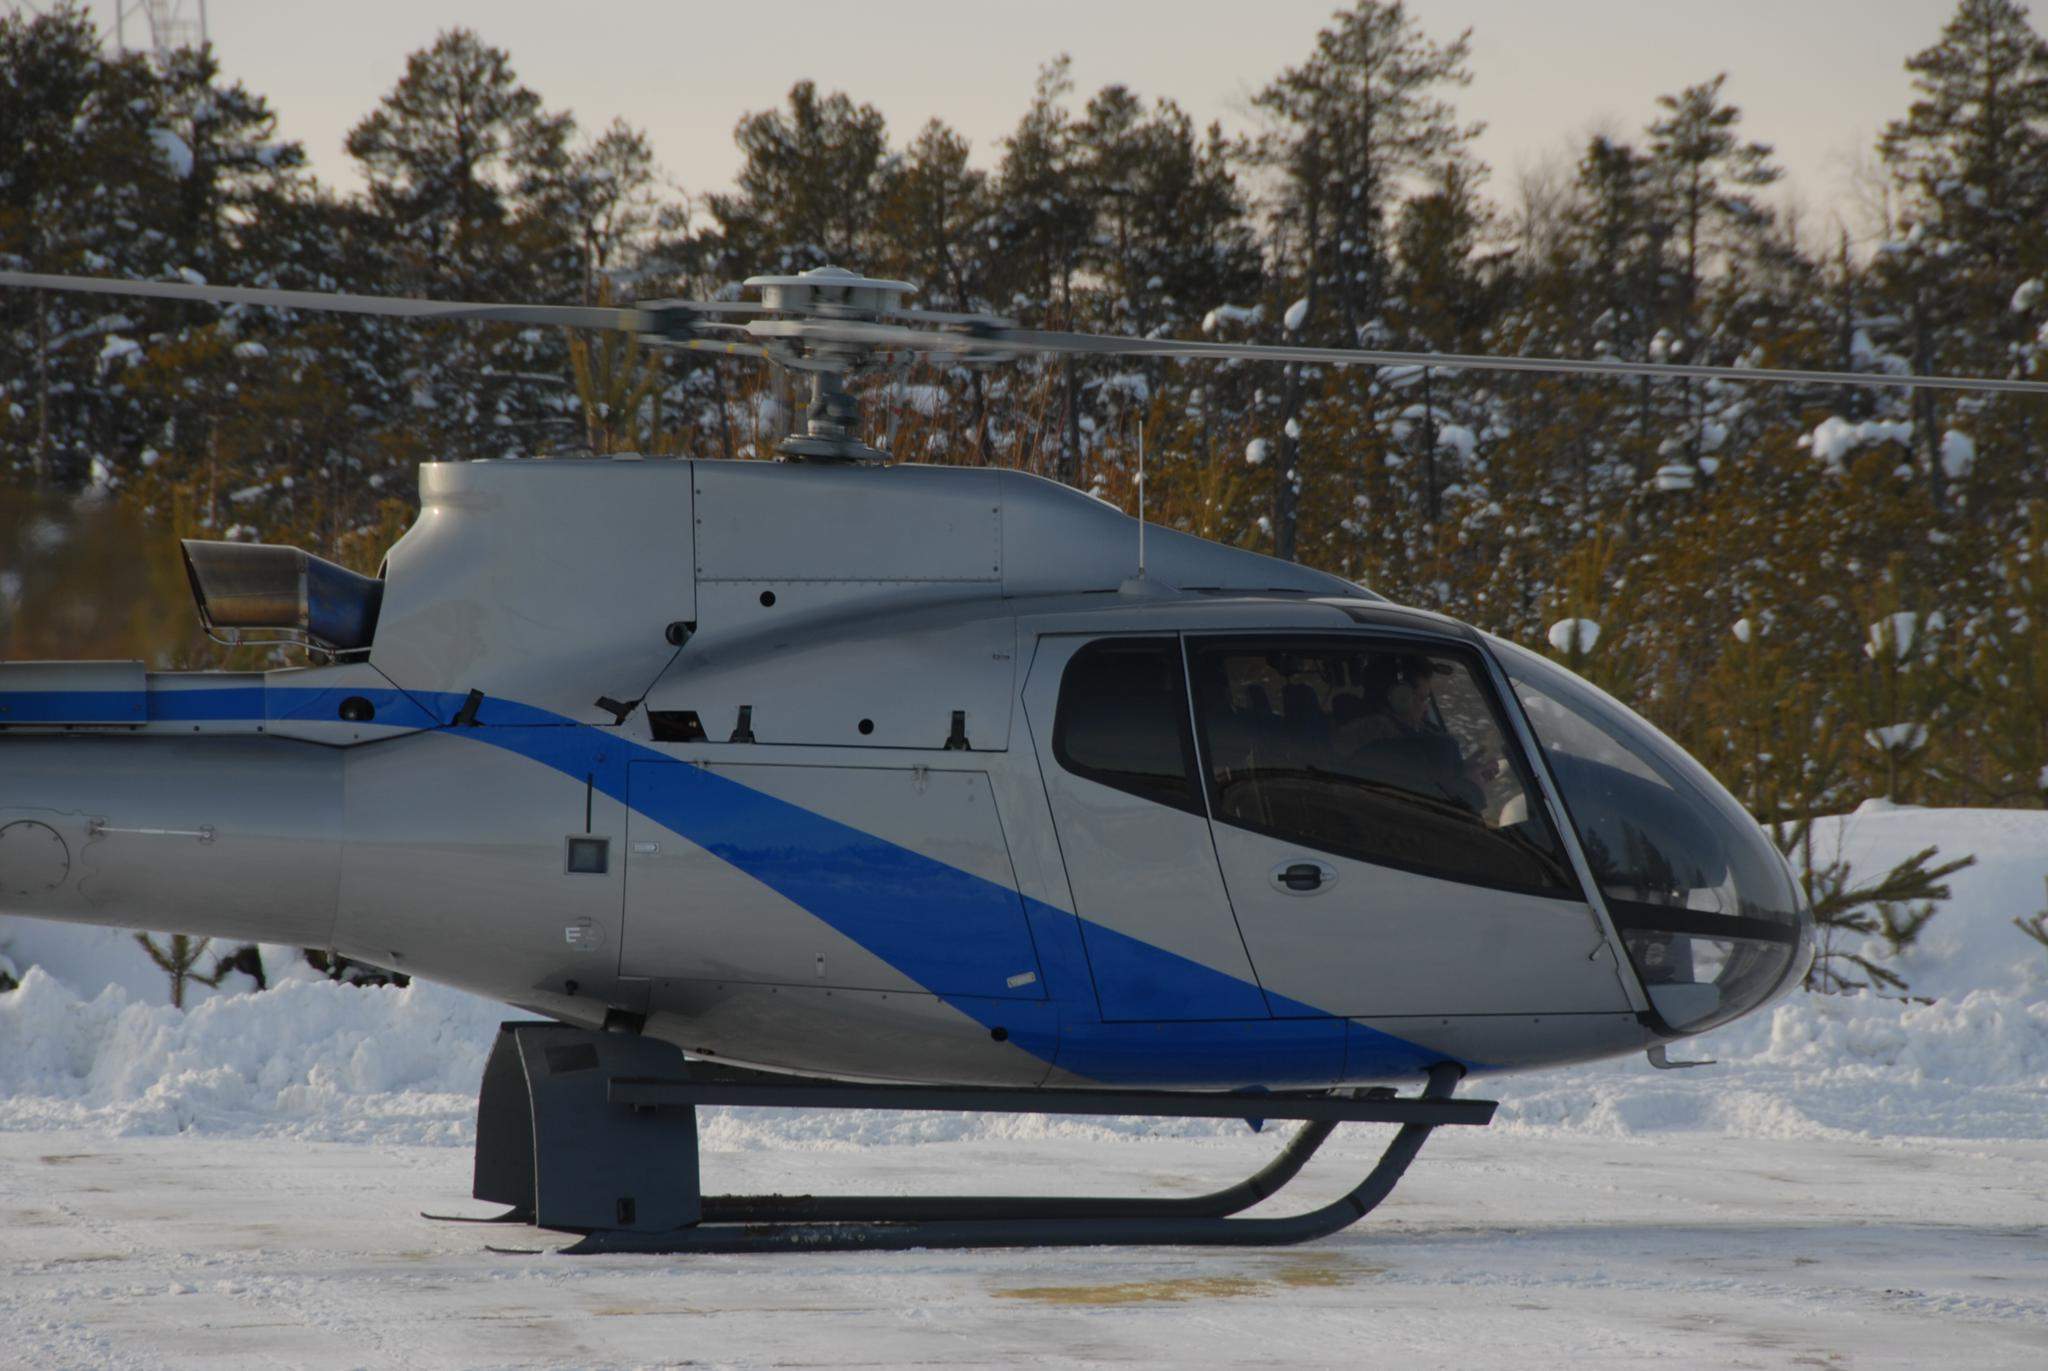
[1488,639,1815,1034]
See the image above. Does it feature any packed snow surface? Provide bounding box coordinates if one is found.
[3,806,2046,1367]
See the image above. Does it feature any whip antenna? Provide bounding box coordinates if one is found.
[1137,419,1147,581]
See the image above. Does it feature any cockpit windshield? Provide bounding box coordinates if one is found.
[1490,638,1813,1033]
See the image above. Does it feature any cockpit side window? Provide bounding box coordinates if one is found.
[1186,637,1579,897]
[1052,638,1204,816]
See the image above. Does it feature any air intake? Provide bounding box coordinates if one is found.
[180,540,384,652]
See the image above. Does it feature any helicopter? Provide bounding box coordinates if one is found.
[1,264,2041,1254]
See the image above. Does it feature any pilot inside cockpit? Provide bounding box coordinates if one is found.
[1190,638,1576,894]
[1334,653,1498,813]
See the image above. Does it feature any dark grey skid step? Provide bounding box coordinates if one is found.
[420,1208,533,1224]
[458,1022,1492,1256]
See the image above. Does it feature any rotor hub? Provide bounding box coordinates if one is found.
[743,266,915,320]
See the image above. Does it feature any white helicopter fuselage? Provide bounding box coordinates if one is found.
[0,456,1811,1087]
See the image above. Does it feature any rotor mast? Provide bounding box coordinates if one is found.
[745,268,915,463]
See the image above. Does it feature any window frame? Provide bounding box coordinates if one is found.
[1183,631,1584,901]
[1050,635,1207,818]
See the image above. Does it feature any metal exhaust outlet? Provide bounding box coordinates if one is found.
[181,539,384,651]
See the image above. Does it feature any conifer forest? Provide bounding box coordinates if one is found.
[4,0,2047,845]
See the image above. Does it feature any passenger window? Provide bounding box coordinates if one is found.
[1053,638,1203,815]
[1187,638,1578,896]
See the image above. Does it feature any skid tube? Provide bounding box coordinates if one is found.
[450,1024,1491,1255]
[699,1116,1343,1225]
[437,1113,1340,1229]
[566,1062,1469,1255]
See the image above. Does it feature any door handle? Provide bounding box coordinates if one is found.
[1271,860,1337,895]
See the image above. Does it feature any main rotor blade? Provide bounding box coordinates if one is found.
[0,271,662,333]
[989,327,2048,398]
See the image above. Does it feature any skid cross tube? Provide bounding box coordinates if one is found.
[557,1063,1470,1255]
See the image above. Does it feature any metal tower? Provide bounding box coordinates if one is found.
[116,0,208,59]
[1,2,209,58]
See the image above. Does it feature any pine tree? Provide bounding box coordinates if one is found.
[1881,0,2048,295]
[870,119,996,460]
[344,29,579,458]
[1250,0,1479,560]
[1647,75,1781,319]
[0,7,182,487]
[135,932,218,1009]
[1645,74,1781,476]
[1877,1,2048,510]
[345,29,564,279]
[710,81,892,277]
[992,57,1093,483]
[553,119,663,304]
[1798,842,1974,995]
[152,44,307,276]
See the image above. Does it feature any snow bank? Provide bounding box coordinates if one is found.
[0,969,501,1143]
[3,810,2043,1150]
[1803,805,2048,1003]
[2,962,2039,1150]
[1506,988,2048,1143]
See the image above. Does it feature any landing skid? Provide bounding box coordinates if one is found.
[455,1022,1491,1255]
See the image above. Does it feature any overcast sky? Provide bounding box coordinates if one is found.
[87,0,1958,239]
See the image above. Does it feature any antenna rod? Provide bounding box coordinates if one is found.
[1137,419,1146,581]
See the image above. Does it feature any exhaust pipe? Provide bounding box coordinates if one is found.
[181,540,384,652]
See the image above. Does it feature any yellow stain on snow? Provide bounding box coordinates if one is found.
[992,1255,1384,1305]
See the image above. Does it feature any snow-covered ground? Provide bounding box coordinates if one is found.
[3,807,2045,1369]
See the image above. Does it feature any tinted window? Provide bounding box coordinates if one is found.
[1188,638,1577,895]
[1491,638,1810,1033]
[1053,638,1202,814]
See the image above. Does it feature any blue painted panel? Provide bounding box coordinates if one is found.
[266,685,440,730]
[150,687,267,721]
[1074,914,1274,1023]
[0,690,145,724]
[1346,1018,1464,1081]
[1054,1010,1346,1088]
